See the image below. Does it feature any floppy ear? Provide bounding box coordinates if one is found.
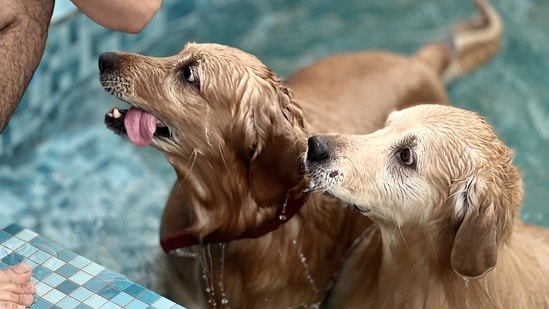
[450,176,498,279]
[246,79,307,205]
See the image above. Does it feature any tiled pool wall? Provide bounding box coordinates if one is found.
[1,224,184,309]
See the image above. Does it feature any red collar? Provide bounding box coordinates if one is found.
[160,192,310,253]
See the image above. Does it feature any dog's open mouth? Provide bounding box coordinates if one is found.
[105,107,171,147]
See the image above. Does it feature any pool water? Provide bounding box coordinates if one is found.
[1,0,548,291]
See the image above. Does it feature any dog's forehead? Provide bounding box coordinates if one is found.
[385,107,429,130]
[383,105,486,151]
[179,42,259,65]
[389,105,482,129]
[388,105,506,163]
[386,106,431,127]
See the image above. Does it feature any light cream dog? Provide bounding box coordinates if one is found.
[99,1,502,307]
[305,104,549,308]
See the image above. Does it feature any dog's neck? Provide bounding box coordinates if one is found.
[160,108,311,251]
[374,223,459,291]
[334,221,536,308]
[160,189,310,252]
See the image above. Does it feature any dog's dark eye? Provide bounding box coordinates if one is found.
[398,147,415,167]
[180,65,200,89]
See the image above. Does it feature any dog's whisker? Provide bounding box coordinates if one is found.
[304,179,332,193]
[183,148,199,181]
[316,182,335,195]
[302,180,319,193]
[218,145,230,172]
[396,222,409,249]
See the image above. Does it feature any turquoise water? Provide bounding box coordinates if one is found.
[1,0,548,290]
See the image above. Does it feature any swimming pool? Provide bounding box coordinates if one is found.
[1,0,548,292]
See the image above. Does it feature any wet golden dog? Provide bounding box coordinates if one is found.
[99,1,501,307]
[305,104,549,308]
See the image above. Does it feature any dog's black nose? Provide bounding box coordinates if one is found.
[98,52,119,73]
[307,135,331,162]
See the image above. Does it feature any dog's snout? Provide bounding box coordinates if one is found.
[98,52,119,73]
[307,136,331,163]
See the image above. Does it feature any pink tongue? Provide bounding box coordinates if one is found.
[124,107,157,147]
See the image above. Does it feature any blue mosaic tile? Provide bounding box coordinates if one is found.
[84,293,109,308]
[69,270,93,285]
[33,265,53,280]
[56,263,79,277]
[126,298,149,309]
[124,283,145,297]
[43,272,66,288]
[0,231,11,243]
[71,286,94,302]
[98,285,122,300]
[15,228,39,241]
[32,298,55,309]
[3,223,23,235]
[70,255,92,269]
[152,297,181,308]
[42,255,64,271]
[35,281,53,297]
[2,236,25,251]
[0,224,184,308]
[137,289,161,304]
[57,279,80,294]
[96,269,118,282]
[56,248,78,262]
[16,243,39,257]
[42,288,66,304]
[30,236,63,255]
[57,295,81,308]
[82,261,105,276]
[1,252,24,265]
[110,277,133,290]
[84,277,107,293]
[29,249,51,264]
[111,291,133,307]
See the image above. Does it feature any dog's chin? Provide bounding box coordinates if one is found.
[319,184,372,215]
[104,107,172,142]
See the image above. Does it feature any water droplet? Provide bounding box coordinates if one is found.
[279,196,288,221]
[221,298,229,304]
[293,240,320,293]
[206,287,211,293]
[173,247,198,258]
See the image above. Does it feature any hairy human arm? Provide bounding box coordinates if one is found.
[0,0,54,133]
[71,0,162,34]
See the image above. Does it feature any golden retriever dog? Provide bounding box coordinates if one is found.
[98,1,501,307]
[304,104,549,308]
